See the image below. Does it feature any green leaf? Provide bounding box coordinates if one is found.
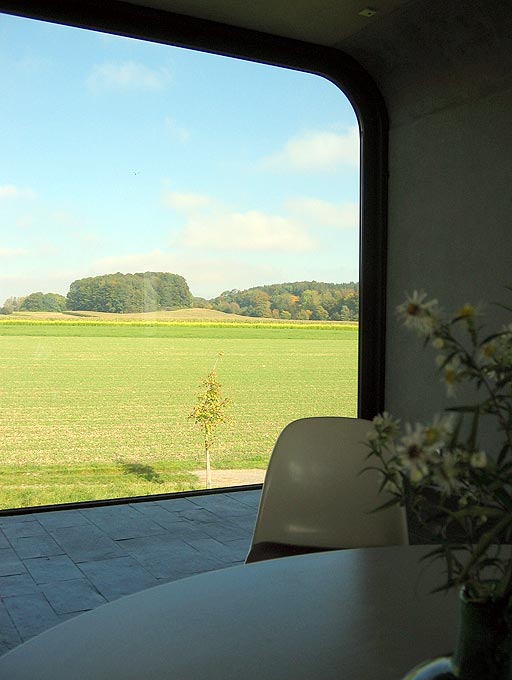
[458,514,512,584]
[437,350,459,370]
[493,302,512,313]
[368,496,403,513]
[448,413,464,448]
[446,405,481,413]
[493,487,512,512]
[418,546,449,561]
[497,443,511,466]
[359,464,387,475]
[467,407,480,450]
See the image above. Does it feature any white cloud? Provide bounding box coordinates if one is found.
[286,197,359,229]
[177,210,315,252]
[164,190,316,253]
[164,117,191,143]
[262,125,359,171]
[162,191,213,212]
[0,247,28,257]
[0,185,35,200]
[87,61,172,92]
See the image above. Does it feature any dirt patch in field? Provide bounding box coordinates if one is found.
[192,468,266,488]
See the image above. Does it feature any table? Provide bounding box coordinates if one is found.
[0,546,458,679]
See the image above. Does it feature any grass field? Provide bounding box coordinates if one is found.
[0,315,358,509]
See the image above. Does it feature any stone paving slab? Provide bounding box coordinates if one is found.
[41,579,107,614]
[154,497,199,512]
[200,518,253,542]
[0,574,40,598]
[9,534,65,560]
[77,556,159,601]
[188,493,259,517]
[49,524,126,563]
[223,536,253,558]
[0,489,260,655]
[158,520,212,541]
[1,520,47,540]
[178,507,223,524]
[0,549,27,578]
[82,505,166,540]
[36,510,93,531]
[24,555,83,585]
[116,535,221,580]
[2,592,61,641]
[226,490,262,508]
[227,513,261,532]
[129,503,192,528]
[0,515,36,526]
[0,601,21,655]
[141,551,225,580]
[185,537,248,564]
[0,531,9,551]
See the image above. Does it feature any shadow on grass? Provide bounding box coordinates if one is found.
[118,462,164,484]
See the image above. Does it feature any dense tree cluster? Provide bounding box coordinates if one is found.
[20,292,67,312]
[66,272,193,313]
[204,281,359,320]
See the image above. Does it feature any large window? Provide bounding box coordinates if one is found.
[0,3,387,510]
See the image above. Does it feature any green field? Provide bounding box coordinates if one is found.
[0,319,358,509]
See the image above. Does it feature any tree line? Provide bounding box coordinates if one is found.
[197,281,359,320]
[1,274,359,321]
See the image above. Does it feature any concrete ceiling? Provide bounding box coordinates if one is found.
[121,0,412,48]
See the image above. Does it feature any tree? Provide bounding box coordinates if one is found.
[18,292,66,312]
[188,354,230,489]
[1,296,25,314]
[247,290,272,317]
[19,292,44,311]
[66,272,193,313]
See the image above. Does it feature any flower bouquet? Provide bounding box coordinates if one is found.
[366,291,512,679]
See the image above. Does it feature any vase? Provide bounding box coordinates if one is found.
[402,588,512,680]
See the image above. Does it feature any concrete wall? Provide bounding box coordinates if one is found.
[344,0,512,423]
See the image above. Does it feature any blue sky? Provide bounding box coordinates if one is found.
[0,12,359,302]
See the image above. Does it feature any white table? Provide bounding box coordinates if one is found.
[0,546,458,679]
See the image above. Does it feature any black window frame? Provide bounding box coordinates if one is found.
[1,0,387,423]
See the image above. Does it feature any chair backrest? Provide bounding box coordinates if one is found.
[248,417,408,559]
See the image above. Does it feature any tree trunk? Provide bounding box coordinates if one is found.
[205,446,212,490]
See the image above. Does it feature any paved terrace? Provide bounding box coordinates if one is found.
[0,489,261,655]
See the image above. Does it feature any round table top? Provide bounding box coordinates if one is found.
[0,545,459,680]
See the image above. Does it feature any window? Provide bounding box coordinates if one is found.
[0,3,387,510]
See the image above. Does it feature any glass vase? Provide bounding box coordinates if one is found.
[402,588,512,680]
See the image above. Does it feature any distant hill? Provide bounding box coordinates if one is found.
[62,308,254,322]
[204,281,359,321]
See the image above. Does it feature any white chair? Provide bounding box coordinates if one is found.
[246,416,408,562]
